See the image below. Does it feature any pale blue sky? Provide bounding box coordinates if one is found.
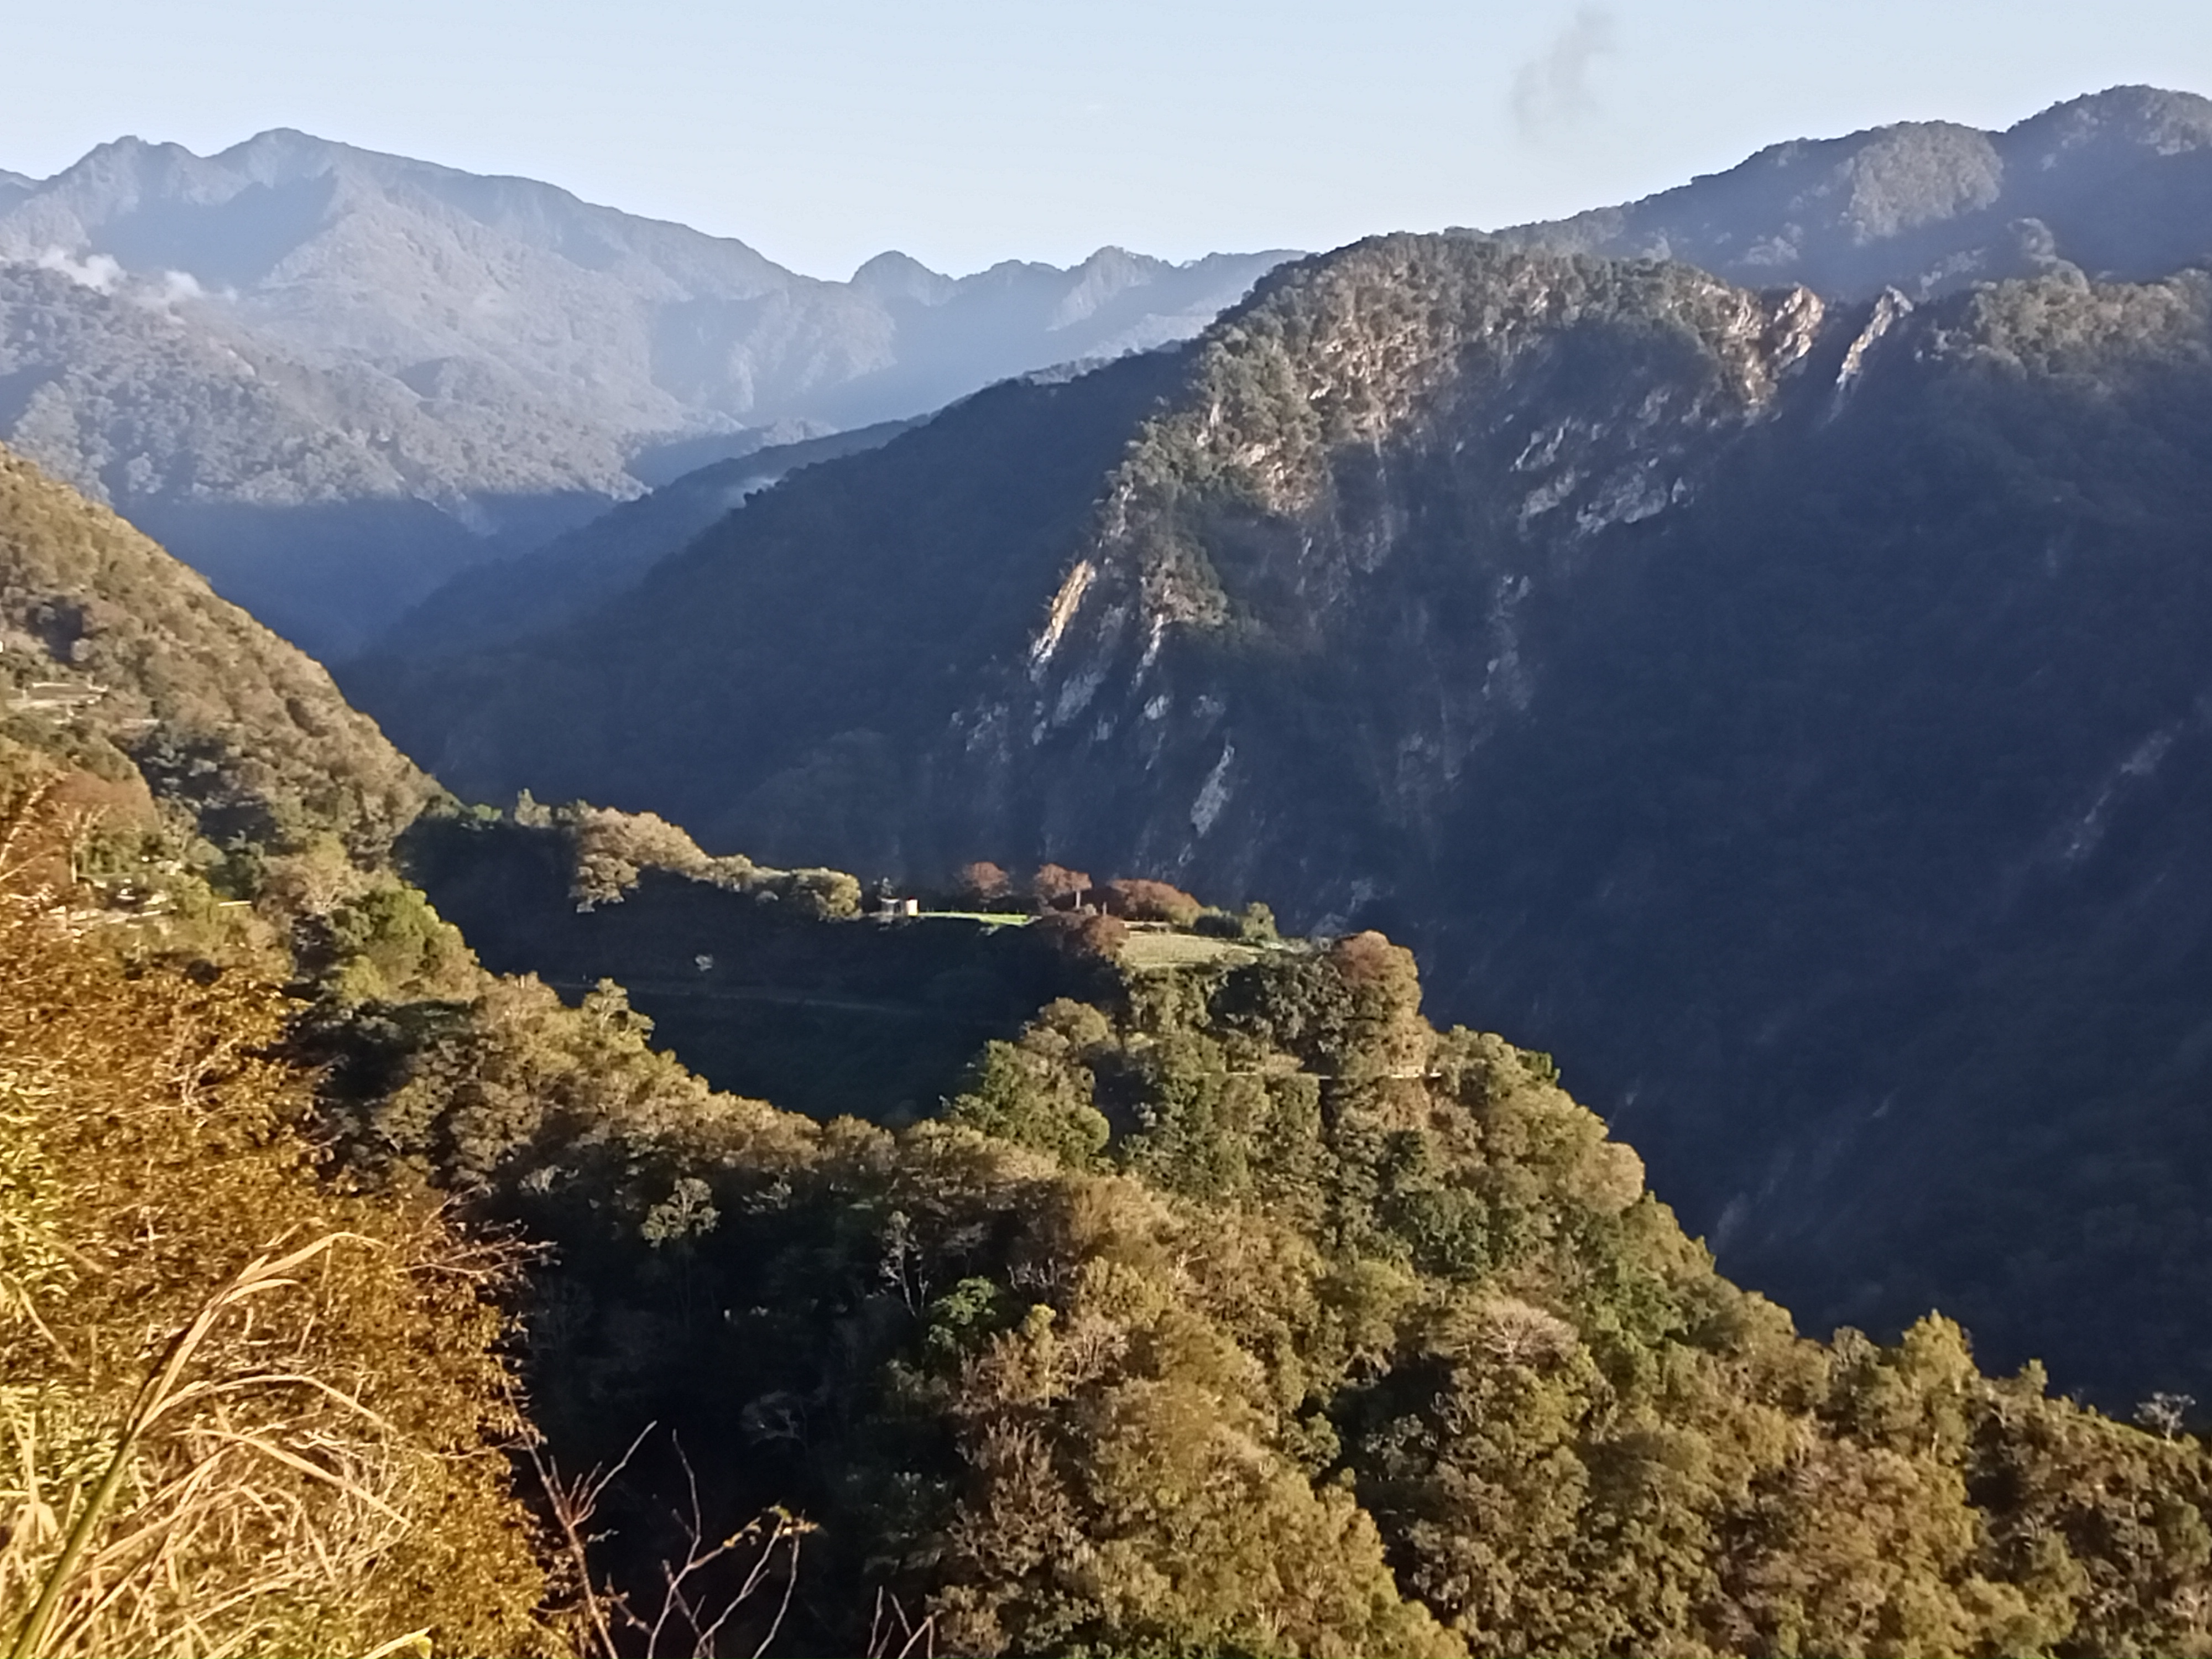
[9,0,2212,278]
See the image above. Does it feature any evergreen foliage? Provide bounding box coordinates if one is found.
[0,445,432,862]
[340,233,2212,1413]
[326,893,2212,1657]
[16,373,2212,1657]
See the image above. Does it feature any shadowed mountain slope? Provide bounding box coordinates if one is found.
[22,408,2212,1659]
[365,418,918,660]
[347,231,2212,1407]
[0,263,627,657]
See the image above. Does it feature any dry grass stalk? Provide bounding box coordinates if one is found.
[2,1234,421,1659]
[865,1589,938,1659]
[1,765,552,1657]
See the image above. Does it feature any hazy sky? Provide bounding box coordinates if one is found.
[8,0,2212,278]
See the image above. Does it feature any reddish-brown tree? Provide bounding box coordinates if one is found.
[1030,863,1093,910]
[1103,877,1203,926]
[1038,908,1129,959]
[957,859,1013,902]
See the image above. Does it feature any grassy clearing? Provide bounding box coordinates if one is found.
[1118,931,1262,971]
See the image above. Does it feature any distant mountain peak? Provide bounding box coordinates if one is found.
[1074,244,1154,273]
[216,126,352,181]
[2012,82,2212,148]
[851,249,956,303]
[1490,84,2212,300]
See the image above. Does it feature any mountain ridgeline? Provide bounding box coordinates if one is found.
[13,85,2211,663]
[17,82,2212,1656]
[351,218,2212,1410]
[1490,84,2212,299]
[0,130,1290,655]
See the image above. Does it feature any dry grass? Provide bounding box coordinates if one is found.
[1,1236,421,1659]
[0,764,556,1657]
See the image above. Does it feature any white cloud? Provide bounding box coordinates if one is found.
[35,245,122,292]
[130,269,208,316]
[1511,7,1618,140]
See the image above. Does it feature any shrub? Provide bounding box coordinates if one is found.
[1039,908,1129,961]
[0,777,555,1657]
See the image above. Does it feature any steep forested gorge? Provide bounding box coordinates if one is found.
[349,228,2212,1414]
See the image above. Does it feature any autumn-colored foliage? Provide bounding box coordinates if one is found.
[1029,862,1091,909]
[1102,875,1203,925]
[1036,906,1129,962]
[956,859,1013,903]
[0,769,557,1658]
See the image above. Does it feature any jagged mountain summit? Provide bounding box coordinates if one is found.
[0,129,1290,654]
[347,222,2212,1409]
[1489,84,2212,299]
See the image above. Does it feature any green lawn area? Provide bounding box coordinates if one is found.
[901,910,1289,972]
[1117,930,1262,971]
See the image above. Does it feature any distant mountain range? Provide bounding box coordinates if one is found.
[0,130,1291,653]
[21,82,2212,1651]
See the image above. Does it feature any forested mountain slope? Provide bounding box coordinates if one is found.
[350,232,2212,1408]
[0,442,566,1653]
[1490,84,2212,299]
[350,839,2212,1658]
[17,436,2212,1656]
[347,339,1199,827]
[0,441,431,855]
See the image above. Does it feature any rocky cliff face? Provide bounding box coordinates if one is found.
[918,251,2212,1405]
[952,239,1831,919]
